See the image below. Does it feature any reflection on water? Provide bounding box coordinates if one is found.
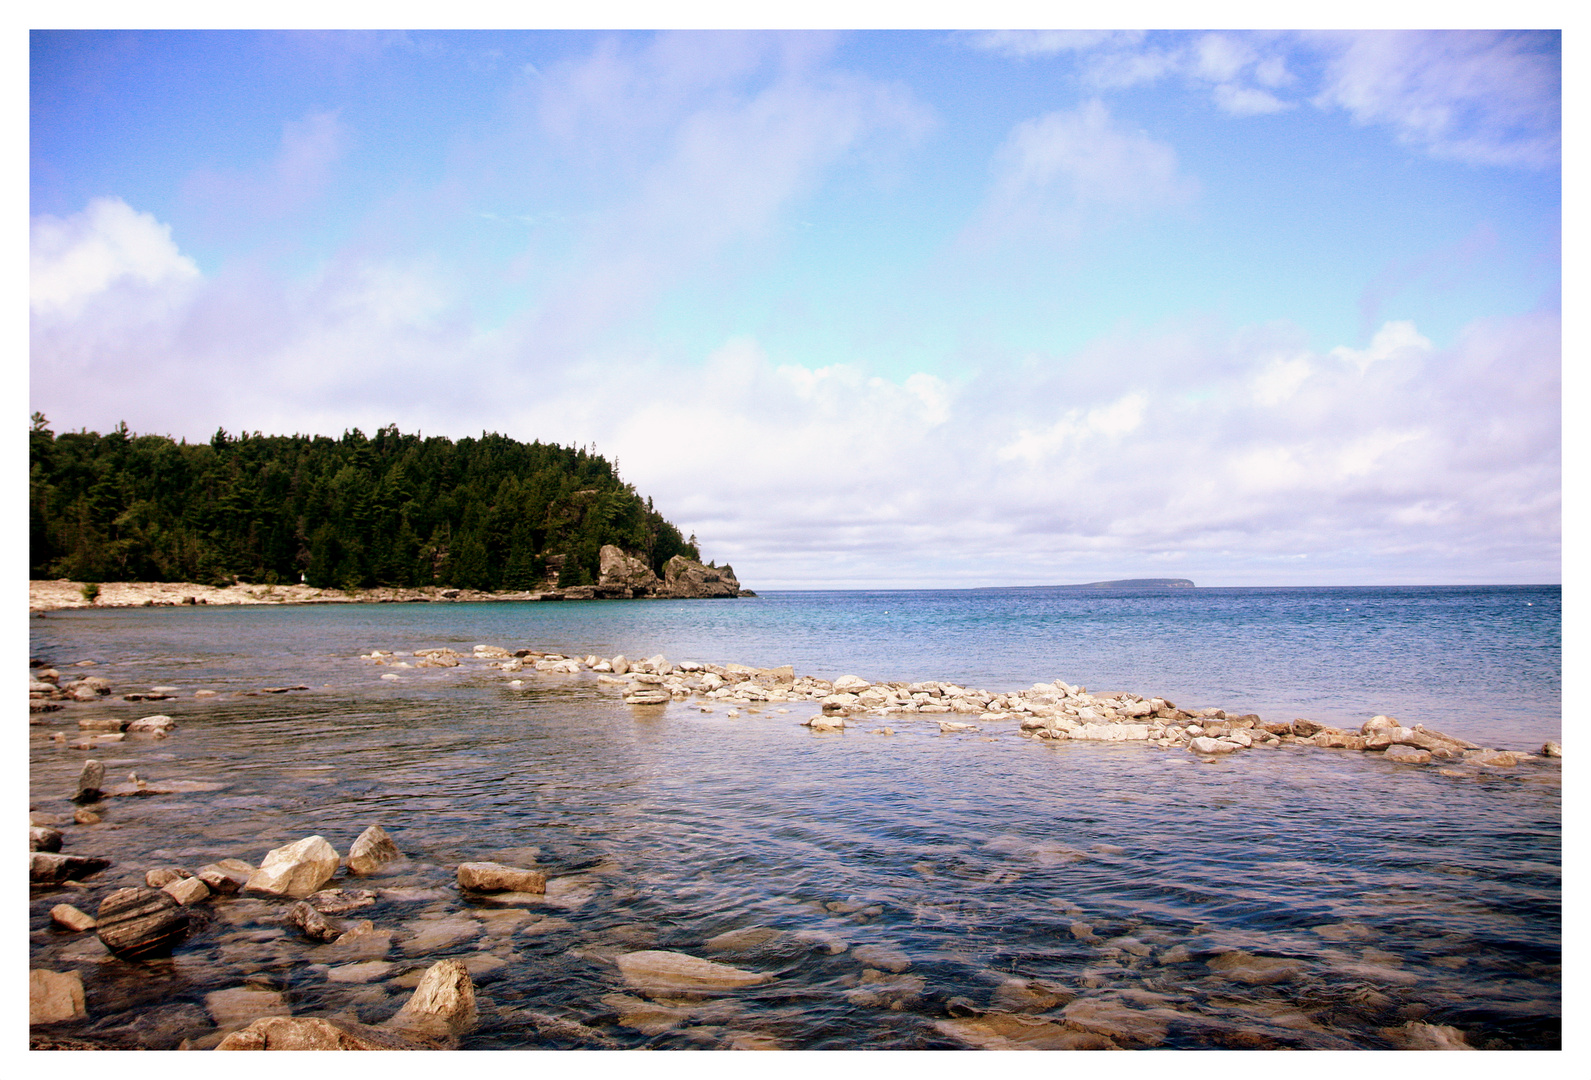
[30,661,1560,1050]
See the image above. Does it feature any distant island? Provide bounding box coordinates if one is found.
[1077,578,1195,589]
[973,579,1196,592]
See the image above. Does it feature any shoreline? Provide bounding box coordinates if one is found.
[29,579,753,615]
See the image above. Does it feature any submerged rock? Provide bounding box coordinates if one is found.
[1380,1020,1474,1050]
[935,1013,1119,1051]
[1206,951,1307,985]
[216,1016,423,1050]
[615,950,772,993]
[30,969,87,1025]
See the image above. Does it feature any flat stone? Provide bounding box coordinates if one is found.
[215,1016,421,1050]
[325,960,395,984]
[401,916,481,955]
[30,969,87,1025]
[163,876,211,906]
[936,1013,1120,1050]
[601,992,689,1035]
[616,950,772,993]
[205,986,290,1027]
[457,861,546,894]
[197,858,255,895]
[1189,736,1240,755]
[1061,997,1169,1046]
[852,944,912,972]
[704,926,786,953]
[50,903,97,932]
[127,714,177,735]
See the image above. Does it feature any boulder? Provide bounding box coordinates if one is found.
[30,969,87,1025]
[1542,741,1562,758]
[658,556,741,599]
[1383,744,1432,765]
[347,824,401,875]
[245,835,340,898]
[146,866,192,888]
[457,861,546,894]
[50,903,97,932]
[31,852,111,884]
[1311,731,1368,750]
[615,950,772,993]
[96,887,190,959]
[216,1016,421,1050]
[598,545,661,591]
[73,759,105,803]
[127,714,176,735]
[387,959,478,1039]
[30,826,63,852]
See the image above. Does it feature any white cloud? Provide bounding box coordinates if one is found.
[969,30,1557,167]
[31,197,200,319]
[1308,30,1560,168]
[975,100,1194,244]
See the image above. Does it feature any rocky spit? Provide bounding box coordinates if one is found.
[28,646,1560,1050]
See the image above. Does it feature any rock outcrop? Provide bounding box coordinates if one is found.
[658,556,740,599]
[598,545,661,592]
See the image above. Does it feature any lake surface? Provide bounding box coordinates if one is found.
[29,585,1561,1050]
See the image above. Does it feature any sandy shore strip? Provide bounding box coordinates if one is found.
[30,580,541,614]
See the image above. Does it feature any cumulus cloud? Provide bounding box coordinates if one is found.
[31,200,1557,587]
[31,197,200,319]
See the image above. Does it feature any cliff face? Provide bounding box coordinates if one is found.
[595,545,742,599]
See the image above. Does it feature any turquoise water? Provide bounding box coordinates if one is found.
[28,585,1560,1049]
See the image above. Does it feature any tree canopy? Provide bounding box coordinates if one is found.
[28,415,699,591]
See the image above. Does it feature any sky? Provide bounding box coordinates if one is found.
[27,25,1563,589]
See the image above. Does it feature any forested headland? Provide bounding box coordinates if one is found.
[28,416,703,591]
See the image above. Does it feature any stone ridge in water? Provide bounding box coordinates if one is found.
[368,647,1546,770]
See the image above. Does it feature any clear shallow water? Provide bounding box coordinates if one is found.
[29,586,1560,1050]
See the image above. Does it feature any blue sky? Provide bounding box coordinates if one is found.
[29,27,1562,588]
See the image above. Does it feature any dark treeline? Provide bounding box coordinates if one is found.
[28,415,700,591]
